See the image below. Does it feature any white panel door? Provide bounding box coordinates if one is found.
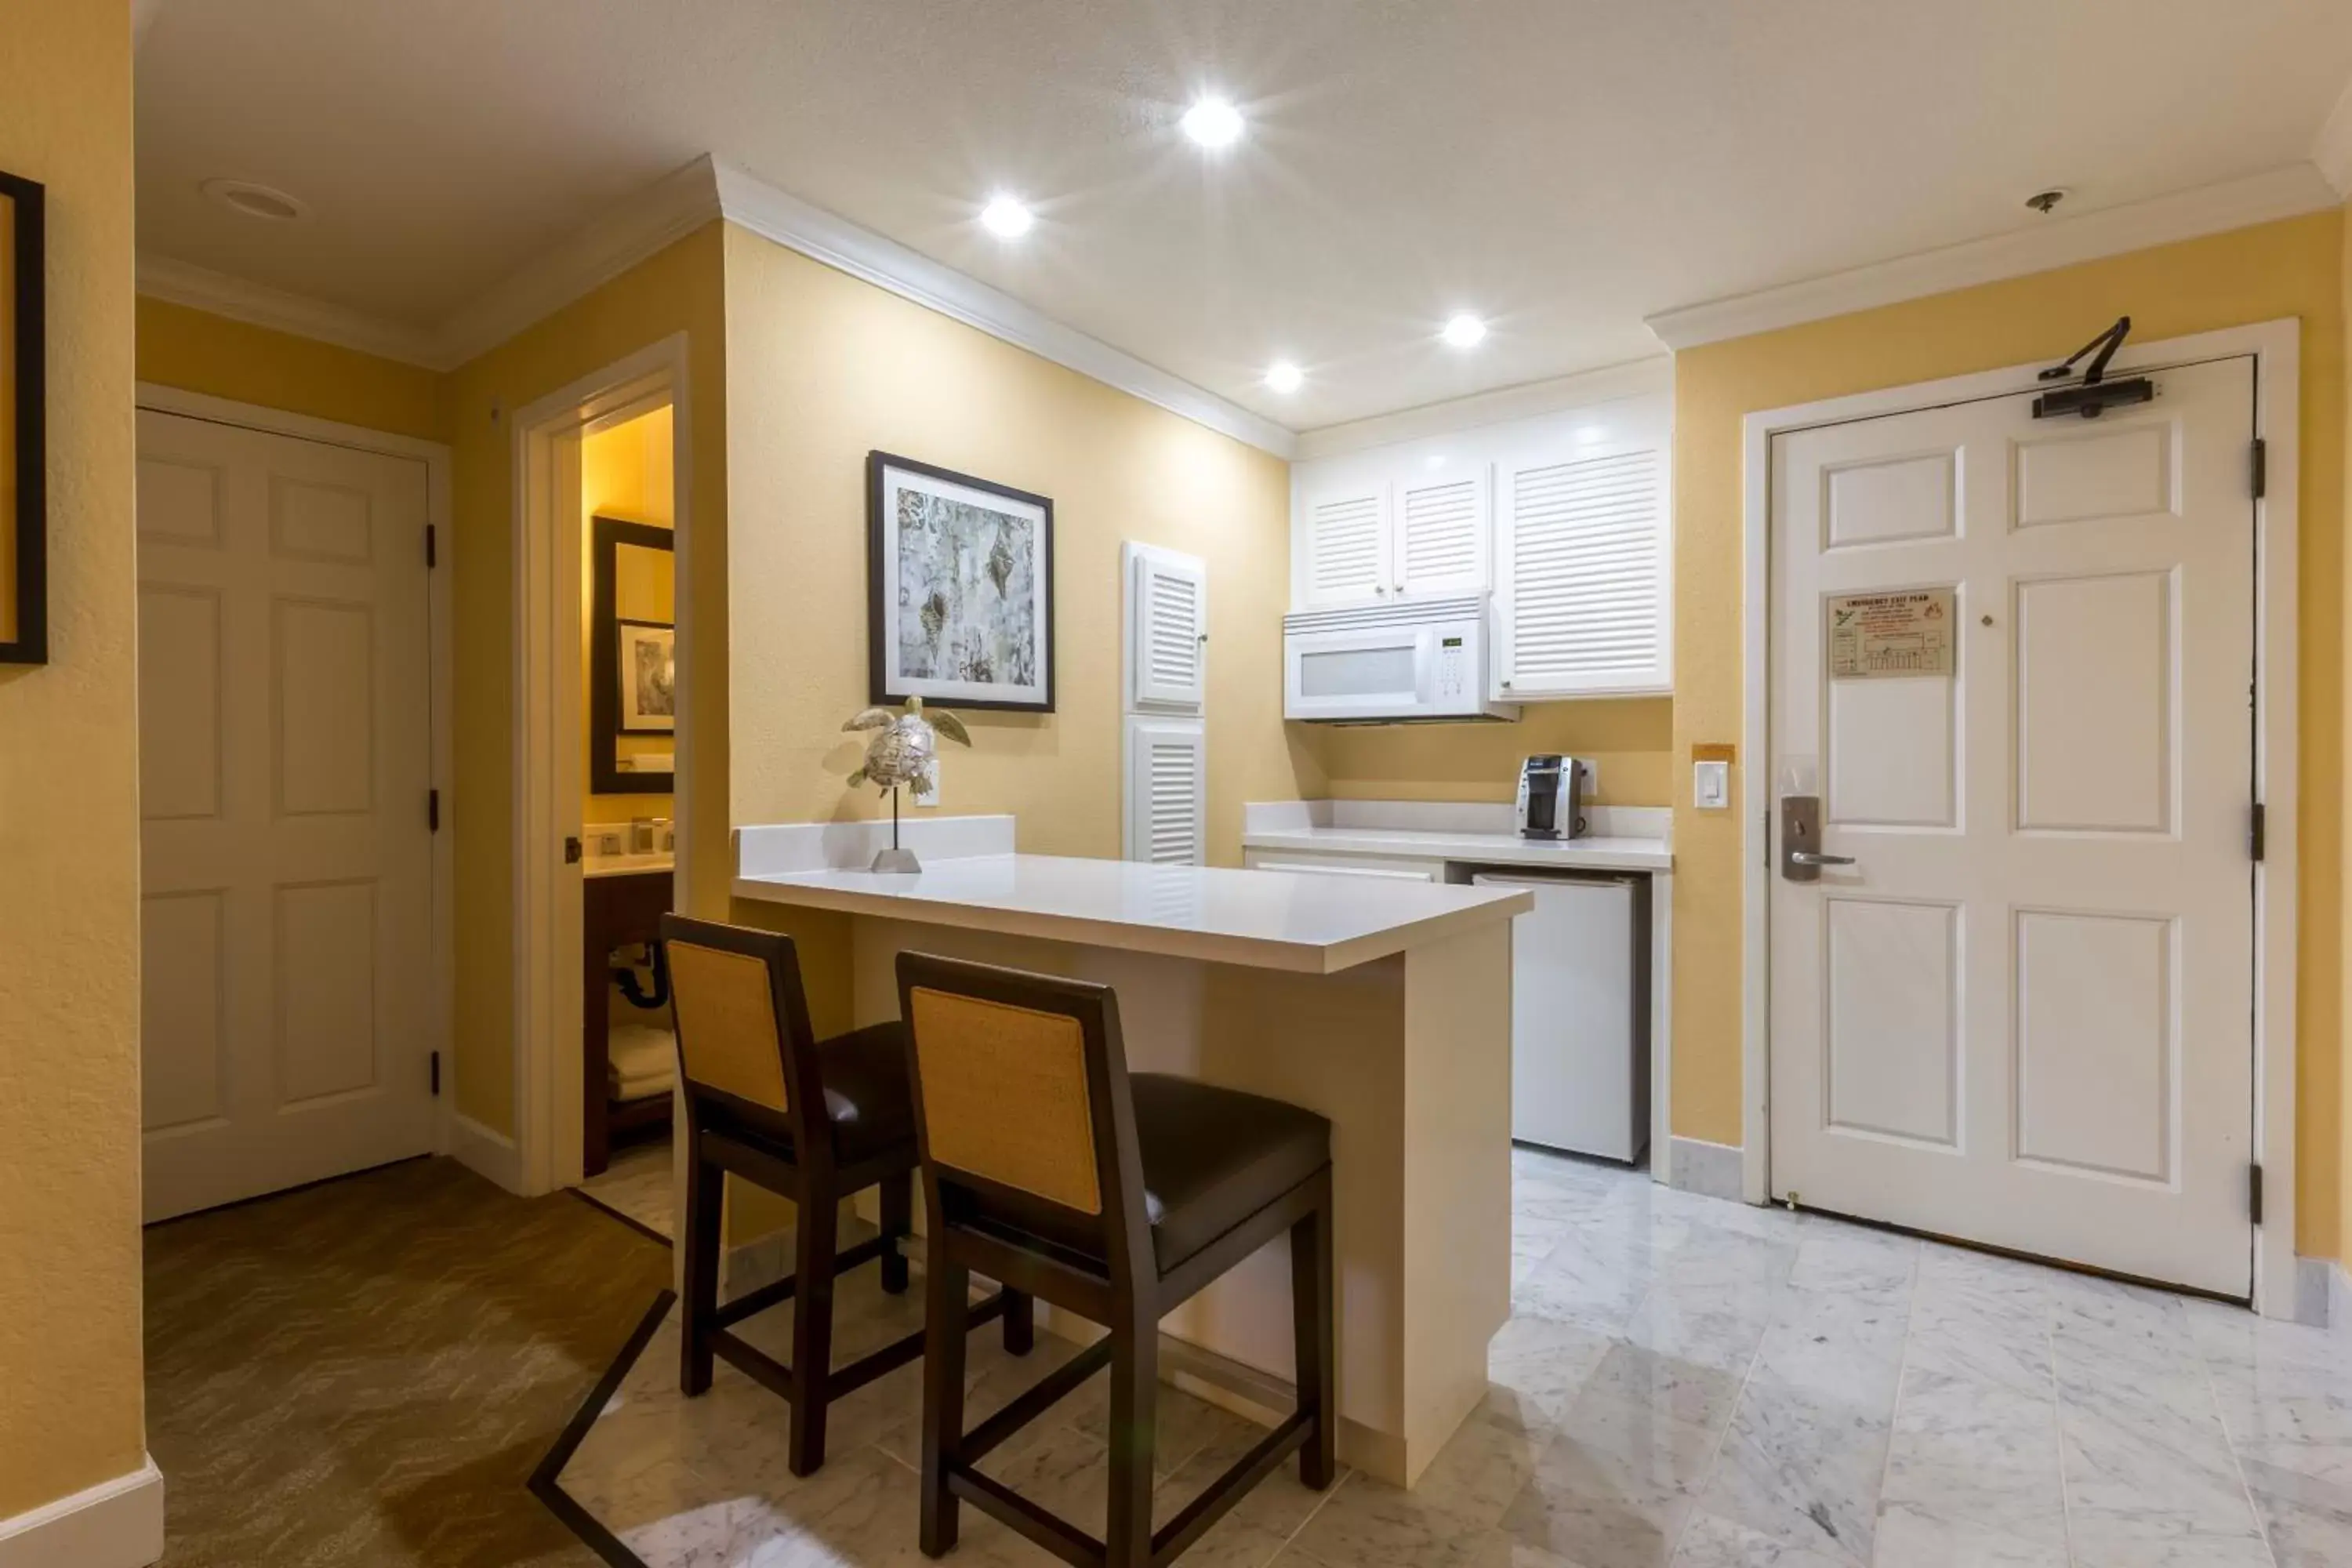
[1131,546,1207,710]
[137,408,436,1221]
[1495,442,1670,698]
[1768,358,2256,1295]
[1123,717,1206,865]
[1301,482,1391,608]
[1394,466,1489,597]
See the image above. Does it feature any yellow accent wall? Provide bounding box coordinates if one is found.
[443,223,730,1136]
[135,295,441,441]
[1668,211,2347,1258]
[1306,697,1674,808]
[2341,197,2352,1265]
[720,220,1321,880]
[0,0,147,1520]
[582,405,677,826]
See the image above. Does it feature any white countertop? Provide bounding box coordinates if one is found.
[733,852,1532,975]
[585,851,674,879]
[1242,824,1671,872]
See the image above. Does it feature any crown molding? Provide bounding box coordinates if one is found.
[1644,162,2341,352]
[136,252,443,366]
[709,159,1296,458]
[1293,355,1673,463]
[433,156,725,368]
[2315,78,2352,198]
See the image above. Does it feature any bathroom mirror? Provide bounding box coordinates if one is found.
[590,515,676,794]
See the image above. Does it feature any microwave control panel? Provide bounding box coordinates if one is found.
[1435,633,1468,699]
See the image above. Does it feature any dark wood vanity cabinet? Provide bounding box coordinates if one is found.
[584,866,674,1176]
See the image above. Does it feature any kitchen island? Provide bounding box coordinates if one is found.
[732,815,1530,1486]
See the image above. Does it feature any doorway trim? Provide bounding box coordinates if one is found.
[132,382,460,1165]
[1737,320,2300,1316]
[510,333,694,1198]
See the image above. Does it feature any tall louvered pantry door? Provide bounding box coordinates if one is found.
[1494,440,1671,699]
[1121,543,1208,864]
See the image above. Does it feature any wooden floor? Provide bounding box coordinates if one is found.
[144,1156,672,1566]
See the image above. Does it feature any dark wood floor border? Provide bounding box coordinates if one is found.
[569,1185,676,1250]
[527,1288,675,1568]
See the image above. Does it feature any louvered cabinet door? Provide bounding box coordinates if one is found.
[1123,717,1207,865]
[1131,548,1207,709]
[1301,483,1392,607]
[1395,467,1490,597]
[1495,444,1671,698]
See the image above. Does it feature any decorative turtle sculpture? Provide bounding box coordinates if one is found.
[843,695,971,790]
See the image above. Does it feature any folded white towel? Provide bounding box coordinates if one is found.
[608,1023,675,1080]
[610,1067,674,1102]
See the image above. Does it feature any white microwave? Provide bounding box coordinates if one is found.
[1282,594,1521,723]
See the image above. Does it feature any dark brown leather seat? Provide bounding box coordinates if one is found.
[980,1074,1330,1275]
[702,1022,916,1167]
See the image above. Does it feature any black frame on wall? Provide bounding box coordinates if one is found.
[866,450,1056,713]
[0,169,46,666]
[590,514,675,795]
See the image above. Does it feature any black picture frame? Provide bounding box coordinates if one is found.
[590,515,674,794]
[0,169,46,666]
[866,450,1054,713]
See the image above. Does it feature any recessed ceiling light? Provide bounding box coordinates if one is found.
[979,194,1035,239]
[1182,96,1246,149]
[201,176,309,223]
[1264,361,1303,394]
[1441,313,1487,348]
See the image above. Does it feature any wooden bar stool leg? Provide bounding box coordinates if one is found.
[1290,1174,1337,1490]
[919,1252,970,1558]
[788,1186,840,1476]
[878,1170,912,1295]
[679,1144,724,1397]
[1105,1304,1159,1568]
[1001,1287,1034,1355]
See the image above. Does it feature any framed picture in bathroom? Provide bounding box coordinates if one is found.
[590,515,675,793]
[0,168,45,665]
[616,619,675,733]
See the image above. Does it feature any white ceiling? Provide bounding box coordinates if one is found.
[136,1,2352,431]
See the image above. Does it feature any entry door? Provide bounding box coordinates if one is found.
[136,408,437,1221]
[1767,356,2256,1296]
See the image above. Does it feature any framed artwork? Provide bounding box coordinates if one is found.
[867,451,1054,713]
[616,619,676,733]
[0,169,45,665]
[590,515,675,793]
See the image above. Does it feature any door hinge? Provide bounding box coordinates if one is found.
[428,788,441,833]
[2249,802,2265,862]
[430,1050,441,1098]
[2250,440,2267,501]
[2249,1162,2263,1225]
[425,523,437,568]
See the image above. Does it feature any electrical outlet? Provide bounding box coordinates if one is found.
[913,758,940,808]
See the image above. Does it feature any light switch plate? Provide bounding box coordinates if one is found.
[1693,759,1730,810]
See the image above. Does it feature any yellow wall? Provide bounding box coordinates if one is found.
[1307,697,1673,807]
[445,224,729,1134]
[0,0,147,1519]
[2341,198,2352,1265]
[135,295,441,441]
[721,221,1320,880]
[582,405,677,825]
[1669,211,2347,1258]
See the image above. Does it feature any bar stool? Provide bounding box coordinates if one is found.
[895,951,1336,1568]
[661,916,1033,1476]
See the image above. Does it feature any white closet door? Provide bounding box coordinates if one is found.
[1395,466,1489,597]
[1124,718,1206,865]
[1302,483,1391,607]
[1131,546,1207,710]
[1496,442,1671,698]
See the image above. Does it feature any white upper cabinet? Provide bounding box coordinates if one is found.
[1301,482,1392,606]
[1394,467,1490,597]
[1131,546,1207,710]
[1494,440,1671,698]
[1287,378,1674,699]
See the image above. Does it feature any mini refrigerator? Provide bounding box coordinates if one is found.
[1472,871,1650,1162]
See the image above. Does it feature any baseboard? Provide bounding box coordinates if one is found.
[449,1113,524,1195]
[2300,1254,2352,1335]
[1666,1136,1744,1203]
[0,1457,163,1568]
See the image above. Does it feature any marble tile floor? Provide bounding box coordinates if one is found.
[582,1134,677,1242]
[556,1147,2352,1568]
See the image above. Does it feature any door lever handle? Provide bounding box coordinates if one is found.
[1789,850,1854,867]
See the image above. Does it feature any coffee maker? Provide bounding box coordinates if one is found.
[1515,754,1592,840]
